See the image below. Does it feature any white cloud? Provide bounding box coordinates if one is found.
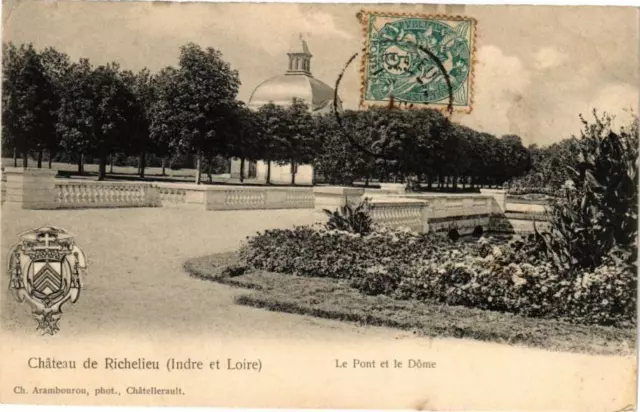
[584,82,638,127]
[127,4,354,58]
[457,45,531,137]
[212,5,354,57]
[533,47,568,70]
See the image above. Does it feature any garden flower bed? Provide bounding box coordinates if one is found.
[239,226,636,328]
[184,251,636,355]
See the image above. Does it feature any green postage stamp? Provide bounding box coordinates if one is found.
[360,11,476,112]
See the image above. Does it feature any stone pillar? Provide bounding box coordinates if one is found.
[421,202,430,233]
[480,188,506,213]
[313,186,365,224]
[2,167,58,209]
[229,158,241,179]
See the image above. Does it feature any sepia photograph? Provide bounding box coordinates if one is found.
[0,1,637,411]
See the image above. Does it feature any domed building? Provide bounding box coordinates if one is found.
[230,36,341,185]
[248,38,342,113]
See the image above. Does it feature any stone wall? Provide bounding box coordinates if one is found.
[1,170,541,235]
[315,187,517,235]
[2,167,58,209]
[0,168,315,211]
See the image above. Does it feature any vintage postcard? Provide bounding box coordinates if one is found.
[0,2,637,411]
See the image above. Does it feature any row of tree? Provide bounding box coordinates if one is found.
[2,41,534,187]
[313,108,532,189]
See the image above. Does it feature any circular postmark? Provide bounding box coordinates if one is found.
[332,45,455,160]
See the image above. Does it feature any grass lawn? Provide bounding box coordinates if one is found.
[184,253,636,356]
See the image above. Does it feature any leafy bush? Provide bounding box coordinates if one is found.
[240,227,635,327]
[221,264,247,278]
[536,112,638,271]
[350,265,401,296]
[241,226,456,280]
[323,197,374,235]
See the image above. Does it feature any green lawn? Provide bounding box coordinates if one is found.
[185,253,636,356]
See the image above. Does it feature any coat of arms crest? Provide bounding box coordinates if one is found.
[7,227,87,335]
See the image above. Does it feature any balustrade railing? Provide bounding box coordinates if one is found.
[157,186,187,205]
[56,181,153,208]
[369,199,428,233]
[224,189,267,209]
[49,180,317,211]
[285,189,315,208]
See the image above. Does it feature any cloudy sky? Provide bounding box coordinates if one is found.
[3,1,638,146]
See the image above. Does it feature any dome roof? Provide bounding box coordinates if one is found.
[247,34,342,114]
[248,74,341,113]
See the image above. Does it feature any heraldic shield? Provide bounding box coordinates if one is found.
[7,227,87,335]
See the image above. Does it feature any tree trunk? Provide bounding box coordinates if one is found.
[48,149,54,169]
[161,157,166,176]
[98,154,107,181]
[22,149,28,168]
[206,155,213,183]
[266,159,271,185]
[139,152,146,178]
[109,155,114,173]
[13,148,17,167]
[195,152,202,185]
[290,161,296,185]
[77,153,84,174]
[37,148,43,168]
[239,157,245,183]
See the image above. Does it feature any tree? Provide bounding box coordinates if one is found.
[149,67,181,176]
[226,102,259,183]
[2,43,57,167]
[500,134,532,186]
[58,60,137,180]
[121,68,153,178]
[161,43,240,184]
[39,46,71,168]
[277,98,316,185]
[57,58,93,173]
[255,103,288,184]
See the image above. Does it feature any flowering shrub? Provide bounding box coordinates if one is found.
[240,226,636,327]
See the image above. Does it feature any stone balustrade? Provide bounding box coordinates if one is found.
[205,186,314,210]
[506,201,548,214]
[2,168,534,234]
[369,198,429,233]
[0,168,316,211]
[326,188,511,235]
[154,183,208,209]
[56,181,154,208]
[393,194,491,235]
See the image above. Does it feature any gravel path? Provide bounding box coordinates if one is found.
[0,207,635,410]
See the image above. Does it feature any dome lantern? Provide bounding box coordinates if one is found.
[286,35,312,76]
